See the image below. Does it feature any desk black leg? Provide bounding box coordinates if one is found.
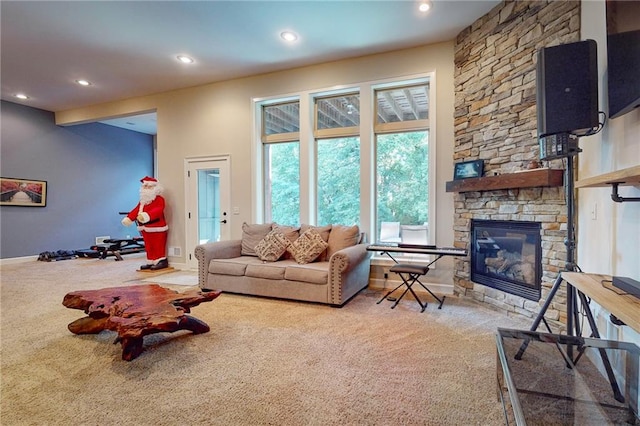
[576,291,625,403]
[516,277,625,403]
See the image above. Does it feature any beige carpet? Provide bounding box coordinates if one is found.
[1,256,529,425]
[141,270,198,286]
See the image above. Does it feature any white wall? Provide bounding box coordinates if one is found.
[580,0,640,344]
[56,42,456,271]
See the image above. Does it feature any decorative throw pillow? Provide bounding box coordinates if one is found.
[241,222,273,257]
[287,229,329,264]
[327,224,360,257]
[273,225,301,259]
[300,224,332,261]
[254,230,291,262]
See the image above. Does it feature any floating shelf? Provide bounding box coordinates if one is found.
[574,165,640,188]
[575,165,640,203]
[445,168,564,193]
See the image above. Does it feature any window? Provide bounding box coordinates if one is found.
[376,131,429,241]
[264,142,300,225]
[262,101,300,225]
[317,137,360,226]
[255,76,433,244]
[374,84,430,244]
[315,93,360,133]
[315,93,360,226]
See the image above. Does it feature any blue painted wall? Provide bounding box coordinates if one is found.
[0,100,154,258]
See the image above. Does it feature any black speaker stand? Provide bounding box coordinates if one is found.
[514,154,624,403]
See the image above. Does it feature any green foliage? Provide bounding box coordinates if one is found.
[377,131,429,227]
[266,131,428,229]
[317,137,360,225]
[267,143,300,225]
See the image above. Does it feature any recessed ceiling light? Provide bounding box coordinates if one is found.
[15,93,29,100]
[418,1,432,13]
[280,31,298,42]
[76,79,91,86]
[177,55,194,64]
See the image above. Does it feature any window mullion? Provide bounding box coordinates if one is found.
[299,94,313,224]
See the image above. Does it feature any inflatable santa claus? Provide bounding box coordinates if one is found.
[121,176,169,270]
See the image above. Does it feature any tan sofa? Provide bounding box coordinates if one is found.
[195,223,371,307]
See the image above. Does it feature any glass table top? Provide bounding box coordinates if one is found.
[496,328,640,425]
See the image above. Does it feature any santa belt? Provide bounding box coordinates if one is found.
[137,225,169,233]
[136,217,159,225]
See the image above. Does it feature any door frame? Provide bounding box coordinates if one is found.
[184,155,231,269]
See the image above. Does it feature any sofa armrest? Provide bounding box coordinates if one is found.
[328,243,372,305]
[194,239,242,288]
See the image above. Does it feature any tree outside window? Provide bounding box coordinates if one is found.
[376,131,428,241]
[264,142,300,225]
[317,137,360,226]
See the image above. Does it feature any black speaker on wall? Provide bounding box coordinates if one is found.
[536,39,599,138]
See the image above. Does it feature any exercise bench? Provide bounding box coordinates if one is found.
[89,237,145,261]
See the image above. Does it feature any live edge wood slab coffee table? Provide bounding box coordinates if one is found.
[63,284,221,361]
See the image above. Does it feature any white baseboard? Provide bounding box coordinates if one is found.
[0,255,38,266]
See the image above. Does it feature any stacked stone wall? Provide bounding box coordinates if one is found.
[452,0,581,329]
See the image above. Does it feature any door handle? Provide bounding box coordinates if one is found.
[221,219,227,224]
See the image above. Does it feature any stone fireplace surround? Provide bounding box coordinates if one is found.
[451,0,581,330]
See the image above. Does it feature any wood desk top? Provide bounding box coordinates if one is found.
[562,272,640,334]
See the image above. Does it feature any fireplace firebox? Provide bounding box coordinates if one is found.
[471,220,542,301]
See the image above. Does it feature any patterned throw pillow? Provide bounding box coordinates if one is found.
[287,229,329,264]
[254,230,291,262]
[300,224,331,261]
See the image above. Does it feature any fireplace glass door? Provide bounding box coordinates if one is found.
[471,220,542,301]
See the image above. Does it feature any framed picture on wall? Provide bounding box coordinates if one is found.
[453,160,484,180]
[0,177,47,207]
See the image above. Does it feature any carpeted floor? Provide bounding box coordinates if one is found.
[1,256,529,425]
[141,269,198,286]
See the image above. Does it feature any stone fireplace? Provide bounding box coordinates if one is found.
[451,0,581,329]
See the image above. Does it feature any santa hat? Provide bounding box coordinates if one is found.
[140,176,158,185]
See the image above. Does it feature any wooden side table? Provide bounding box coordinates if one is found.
[561,272,640,333]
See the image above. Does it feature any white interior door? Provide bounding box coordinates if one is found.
[186,156,230,269]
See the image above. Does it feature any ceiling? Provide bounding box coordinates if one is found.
[1,0,500,135]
